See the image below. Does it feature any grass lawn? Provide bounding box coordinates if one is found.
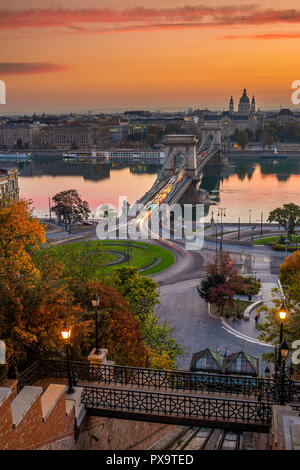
[254,234,300,246]
[48,240,175,276]
[212,299,252,317]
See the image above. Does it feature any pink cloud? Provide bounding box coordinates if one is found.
[222,32,300,40]
[1,5,300,34]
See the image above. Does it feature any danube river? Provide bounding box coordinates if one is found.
[15,156,300,223]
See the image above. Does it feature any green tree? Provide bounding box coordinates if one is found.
[51,189,90,231]
[268,203,300,239]
[111,266,184,367]
[257,251,300,369]
[236,129,249,150]
[198,273,226,303]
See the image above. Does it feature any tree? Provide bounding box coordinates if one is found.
[81,280,149,367]
[0,200,46,277]
[268,203,300,239]
[279,250,300,300]
[111,266,184,367]
[198,272,226,303]
[209,283,235,316]
[51,189,90,230]
[0,252,85,376]
[236,129,248,150]
[257,250,300,369]
[206,251,238,280]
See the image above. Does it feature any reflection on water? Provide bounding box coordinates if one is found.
[200,158,300,223]
[12,156,300,221]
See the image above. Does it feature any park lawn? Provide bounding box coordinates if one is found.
[100,240,175,275]
[223,299,252,317]
[254,235,300,246]
[48,240,175,276]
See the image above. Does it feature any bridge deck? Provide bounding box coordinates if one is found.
[33,377,271,432]
[80,384,271,433]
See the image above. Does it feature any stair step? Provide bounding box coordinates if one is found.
[11,386,43,428]
[65,400,75,416]
[0,387,12,407]
[41,384,66,421]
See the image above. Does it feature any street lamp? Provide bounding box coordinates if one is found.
[279,339,289,405]
[210,212,218,256]
[277,302,288,367]
[91,293,101,355]
[61,326,75,394]
[265,366,270,379]
[218,208,226,252]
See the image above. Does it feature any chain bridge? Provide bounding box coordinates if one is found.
[139,127,227,208]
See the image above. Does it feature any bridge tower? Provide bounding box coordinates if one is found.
[163,134,199,178]
[200,125,222,150]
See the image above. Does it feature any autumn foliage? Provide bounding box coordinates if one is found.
[83,281,149,367]
[0,201,181,380]
[0,200,46,277]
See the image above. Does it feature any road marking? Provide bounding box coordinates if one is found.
[221,319,273,347]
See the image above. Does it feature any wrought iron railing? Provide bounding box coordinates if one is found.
[17,360,42,393]
[16,358,297,403]
[80,385,273,426]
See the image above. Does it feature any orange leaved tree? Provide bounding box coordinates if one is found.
[83,281,149,367]
[0,200,46,276]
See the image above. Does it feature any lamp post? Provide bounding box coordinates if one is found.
[61,326,75,394]
[211,212,218,256]
[277,302,288,367]
[265,366,270,379]
[218,208,226,252]
[91,293,101,355]
[279,339,289,406]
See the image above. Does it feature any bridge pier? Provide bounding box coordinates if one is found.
[177,181,210,205]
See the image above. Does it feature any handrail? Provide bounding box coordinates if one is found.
[16,358,296,403]
[80,384,273,426]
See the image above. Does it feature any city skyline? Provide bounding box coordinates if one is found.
[1,0,300,112]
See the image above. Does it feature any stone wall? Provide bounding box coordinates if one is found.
[39,416,176,450]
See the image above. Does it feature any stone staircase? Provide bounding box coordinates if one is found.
[0,381,82,450]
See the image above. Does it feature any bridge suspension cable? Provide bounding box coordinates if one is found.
[164,147,189,204]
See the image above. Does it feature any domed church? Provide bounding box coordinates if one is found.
[235,88,256,115]
[193,88,260,139]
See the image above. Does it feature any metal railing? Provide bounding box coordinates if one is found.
[80,385,272,427]
[16,359,297,403]
[17,360,42,393]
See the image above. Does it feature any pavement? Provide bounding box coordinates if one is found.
[151,225,290,374]
[222,276,280,342]
[154,278,272,374]
[44,218,289,375]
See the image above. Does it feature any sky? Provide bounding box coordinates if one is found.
[1,0,300,113]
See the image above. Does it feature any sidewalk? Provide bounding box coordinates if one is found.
[224,277,279,341]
